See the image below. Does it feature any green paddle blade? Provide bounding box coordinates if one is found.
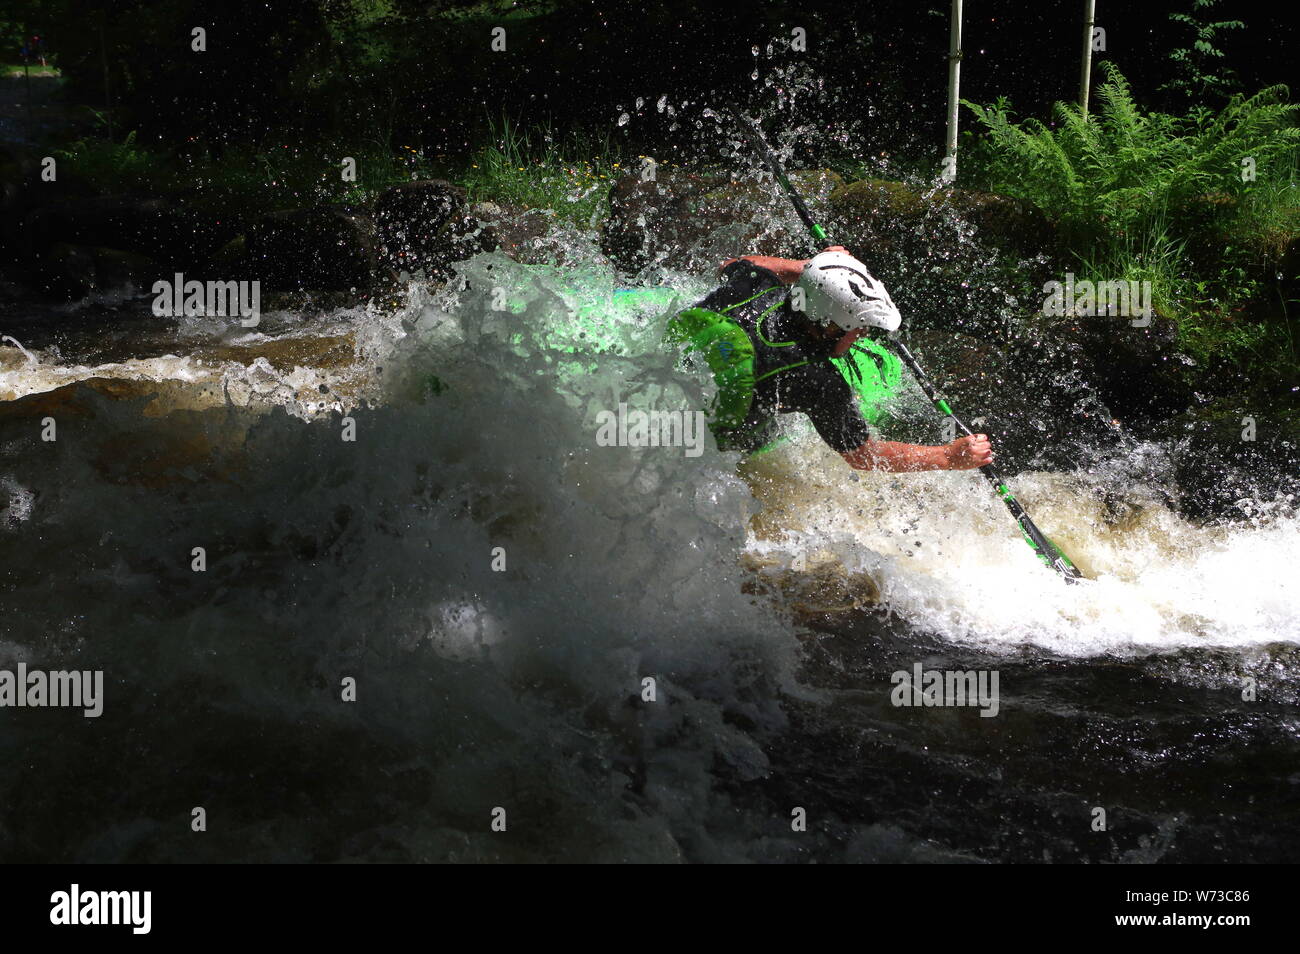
[993,479,1085,582]
[1016,515,1084,582]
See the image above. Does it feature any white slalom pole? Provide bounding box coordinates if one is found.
[942,0,963,184]
[1080,0,1096,116]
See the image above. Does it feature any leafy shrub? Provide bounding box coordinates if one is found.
[965,63,1299,368]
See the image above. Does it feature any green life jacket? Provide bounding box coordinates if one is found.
[665,298,902,447]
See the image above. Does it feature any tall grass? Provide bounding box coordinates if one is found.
[457,115,627,225]
[1071,209,1189,320]
[54,114,630,228]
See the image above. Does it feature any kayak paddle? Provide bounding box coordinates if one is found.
[735,112,1084,582]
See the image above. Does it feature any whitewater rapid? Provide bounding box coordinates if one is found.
[4,248,1299,863]
[3,250,1297,666]
[741,429,1299,655]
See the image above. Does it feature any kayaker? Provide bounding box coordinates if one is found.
[667,247,994,471]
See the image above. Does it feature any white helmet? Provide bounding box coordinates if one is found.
[797,251,902,333]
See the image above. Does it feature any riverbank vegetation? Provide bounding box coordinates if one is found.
[964,63,1299,372]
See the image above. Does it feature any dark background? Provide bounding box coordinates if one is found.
[5,0,1296,162]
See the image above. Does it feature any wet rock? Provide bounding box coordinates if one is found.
[375,180,495,278]
[470,201,572,265]
[1034,314,1197,430]
[0,377,255,488]
[90,246,160,291]
[39,242,97,299]
[19,194,223,267]
[1155,402,1300,520]
[821,179,1062,340]
[892,305,1196,463]
[601,167,842,272]
[739,551,882,615]
[828,178,1058,263]
[376,180,461,235]
[247,207,379,292]
[897,324,1122,472]
[824,179,1219,440]
[434,208,498,274]
[194,332,357,376]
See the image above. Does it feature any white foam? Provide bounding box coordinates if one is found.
[743,428,1300,655]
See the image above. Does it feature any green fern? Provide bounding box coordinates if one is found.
[1161,0,1247,104]
[964,63,1298,292]
[964,64,1298,368]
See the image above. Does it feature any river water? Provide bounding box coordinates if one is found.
[1,237,1297,863]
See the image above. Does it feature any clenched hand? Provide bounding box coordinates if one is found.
[943,433,994,470]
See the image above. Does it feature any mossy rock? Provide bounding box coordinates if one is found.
[89,246,160,290]
[211,234,247,267]
[247,207,379,292]
[822,178,1065,338]
[40,242,97,299]
[1154,400,1300,519]
[828,178,1058,261]
[1032,313,1197,430]
[32,243,161,299]
[20,194,224,267]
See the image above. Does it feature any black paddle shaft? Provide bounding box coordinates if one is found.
[891,341,999,478]
[735,114,829,245]
[892,341,1082,580]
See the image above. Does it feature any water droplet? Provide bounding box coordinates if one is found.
[618,112,630,126]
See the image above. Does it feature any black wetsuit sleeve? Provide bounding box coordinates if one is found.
[802,375,872,454]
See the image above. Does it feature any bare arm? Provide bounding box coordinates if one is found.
[842,434,994,472]
[719,246,849,285]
